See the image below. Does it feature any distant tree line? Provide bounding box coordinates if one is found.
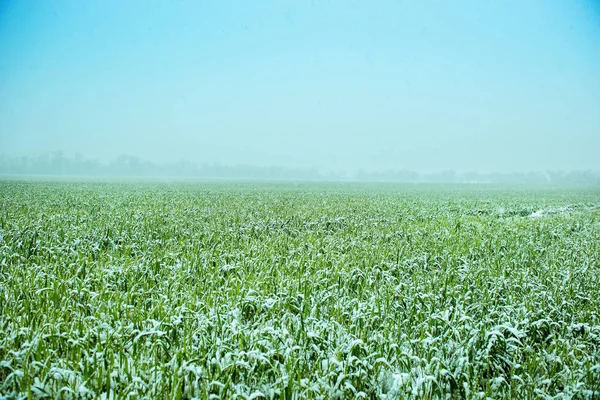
[0,152,598,184]
[353,169,600,184]
[0,152,323,180]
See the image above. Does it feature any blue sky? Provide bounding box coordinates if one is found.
[1,0,599,172]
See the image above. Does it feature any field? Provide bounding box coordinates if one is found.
[1,180,599,399]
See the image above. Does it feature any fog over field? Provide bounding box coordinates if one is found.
[2,3,600,398]
[1,1,599,175]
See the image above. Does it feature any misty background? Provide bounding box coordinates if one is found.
[1,0,599,178]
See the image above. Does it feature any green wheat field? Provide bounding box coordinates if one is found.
[1,181,599,399]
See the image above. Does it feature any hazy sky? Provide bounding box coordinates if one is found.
[1,0,599,172]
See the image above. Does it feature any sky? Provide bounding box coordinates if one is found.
[0,0,599,173]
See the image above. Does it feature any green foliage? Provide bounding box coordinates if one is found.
[1,181,599,398]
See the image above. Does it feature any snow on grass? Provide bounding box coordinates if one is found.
[0,181,599,398]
